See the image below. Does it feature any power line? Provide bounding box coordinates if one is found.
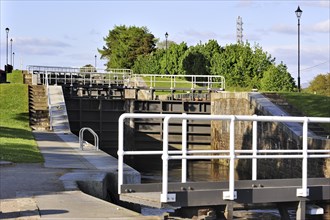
[291,61,329,74]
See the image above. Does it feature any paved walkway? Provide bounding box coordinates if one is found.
[0,131,160,220]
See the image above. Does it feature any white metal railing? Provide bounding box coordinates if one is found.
[132,74,225,91]
[28,65,132,86]
[118,113,330,203]
[28,65,225,91]
[45,72,53,130]
[79,127,99,151]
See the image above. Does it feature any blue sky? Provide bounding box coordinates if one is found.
[1,0,329,85]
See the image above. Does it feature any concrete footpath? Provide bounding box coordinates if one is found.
[0,131,161,220]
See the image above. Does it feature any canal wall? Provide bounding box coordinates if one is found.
[211,92,330,179]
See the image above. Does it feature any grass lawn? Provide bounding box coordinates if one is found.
[0,70,44,163]
[280,92,330,132]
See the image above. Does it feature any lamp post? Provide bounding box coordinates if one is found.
[165,32,169,75]
[94,55,97,69]
[12,52,15,69]
[10,38,13,65]
[5,28,9,67]
[295,6,302,92]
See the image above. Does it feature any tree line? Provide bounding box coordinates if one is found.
[98,25,298,91]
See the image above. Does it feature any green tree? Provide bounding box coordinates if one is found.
[182,49,209,76]
[132,51,162,74]
[260,63,296,91]
[165,42,188,75]
[307,73,330,96]
[210,42,274,88]
[98,25,157,69]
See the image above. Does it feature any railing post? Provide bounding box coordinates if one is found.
[79,129,84,150]
[117,115,125,195]
[181,113,187,183]
[252,114,258,180]
[297,117,309,197]
[223,115,237,200]
[161,116,170,202]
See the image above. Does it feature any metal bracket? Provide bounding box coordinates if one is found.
[160,193,176,202]
[223,191,237,200]
[296,188,309,197]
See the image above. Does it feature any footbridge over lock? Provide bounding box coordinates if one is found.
[118,113,330,220]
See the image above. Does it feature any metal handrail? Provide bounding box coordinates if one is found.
[27,65,133,86]
[118,113,330,203]
[79,127,99,151]
[132,74,225,91]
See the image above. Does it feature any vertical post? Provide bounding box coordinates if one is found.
[165,32,168,75]
[297,117,309,197]
[296,200,306,220]
[297,17,301,92]
[117,115,125,194]
[252,115,257,180]
[161,116,170,202]
[12,52,15,69]
[295,6,302,92]
[5,28,9,68]
[223,115,237,200]
[10,38,13,65]
[181,113,187,183]
[302,118,308,195]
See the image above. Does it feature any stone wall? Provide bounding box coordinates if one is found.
[211,92,330,179]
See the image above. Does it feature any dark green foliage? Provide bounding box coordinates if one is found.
[99,25,299,91]
[99,25,157,69]
[260,63,296,92]
[132,52,162,74]
[164,42,188,75]
[210,42,275,88]
[182,51,209,76]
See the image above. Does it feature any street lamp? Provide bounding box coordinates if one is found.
[165,32,169,75]
[94,55,97,69]
[10,38,13,65]
[295,6,302,92]
[5,28,9,66]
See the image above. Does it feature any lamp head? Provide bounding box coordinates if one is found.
[165,32,168,39]
[295,6,302,19]
[5,27,9,33]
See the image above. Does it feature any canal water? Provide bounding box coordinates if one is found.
[130,157,330,220]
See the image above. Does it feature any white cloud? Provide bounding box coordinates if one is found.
[236,0,254,8]
[89,29,101,36]
[308,19,330,33]
[19,46,63,56]
[304,0,330,8]
[271,24,296,35]
[14,37,71,48]
[183,29,219,39]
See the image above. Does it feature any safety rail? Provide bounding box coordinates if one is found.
[133,74,225,91]
[27,65,226,91]
[79,127,99,151]
[118,113,330,203]
[27,65,132,86]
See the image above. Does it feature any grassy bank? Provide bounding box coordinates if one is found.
[0,70,43,163]
[280,92,330,133]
